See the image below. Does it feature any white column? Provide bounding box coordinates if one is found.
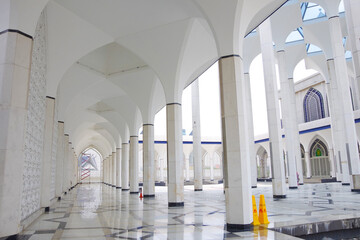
[129,136,139,193]
[100,158,103,183]
[289,78,304,185]
[344,0,360,109]
[109,154,112,185]
[259,19,286,197]
[329,148,336,177]
[40,97,56,209]
[112,152,116,187]
[107,156,111,185]
[55,122,64,198]
[244,73,257,188]
[277,50,301,188]
[329,16,360,189]
[102,159,105,184]
[326,61,347,182]
[305,152,311,178]
[68,143,73,188]
[121,143,130,190]
[116,148,121,188]
[267,157,272,178]
[72,149,76,186]
[191,80,203,191]
[104,157,108,184]
[63,135,70,192]
[105,156,108,184]
[218,55,252,229]
[0,30,33,237]
[167,103,184,207]
[143,124,155,197]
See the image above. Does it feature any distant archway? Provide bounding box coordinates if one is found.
[79,147,103,183]
[256,146,269,178]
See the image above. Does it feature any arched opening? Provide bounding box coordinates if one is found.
[309,139,330,177]
[256,146,270,179]
[303,88,325,122]
[79,147,103,183]
[300,144,307,177]
[301,2,327,22]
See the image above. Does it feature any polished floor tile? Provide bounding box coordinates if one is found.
[14,182,360,239]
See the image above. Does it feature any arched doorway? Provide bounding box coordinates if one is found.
[256,146,269,178]
[309,139,330,177]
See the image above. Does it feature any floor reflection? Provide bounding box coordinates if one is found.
[17,182,360,239]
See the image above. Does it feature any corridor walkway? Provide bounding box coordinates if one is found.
[14,183,360,239]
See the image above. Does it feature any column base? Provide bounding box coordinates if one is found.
[273,195,286,198]
[130,192,139,194]
[251,186,257,188]
[143,194,155,198]
[44,207,50,212]
[194,189,203,191]
[342,183,350,186]
[289,186,298,189]
[168,202,184,207]
[122,189,130,191]
[225,223,253,232]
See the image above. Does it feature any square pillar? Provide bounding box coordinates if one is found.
[166,103,184,207]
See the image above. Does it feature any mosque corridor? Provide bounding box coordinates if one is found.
[10,183,360,240]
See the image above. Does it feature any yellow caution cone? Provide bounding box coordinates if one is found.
[252,195,260,226]
[258,194,270,224]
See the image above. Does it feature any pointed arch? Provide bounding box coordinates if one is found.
[303,87,325,122]
[309,137,331,177]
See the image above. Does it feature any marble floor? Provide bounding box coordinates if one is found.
[10,182,360,240]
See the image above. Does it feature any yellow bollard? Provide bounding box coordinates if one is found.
[258,194,270,224]
[252,195,260,226]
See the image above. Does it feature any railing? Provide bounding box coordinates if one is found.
[81,168,90,181]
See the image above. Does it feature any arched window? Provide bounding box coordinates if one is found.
[303,88,325,122]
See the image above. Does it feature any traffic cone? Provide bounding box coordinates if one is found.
[252,195,260,226]
[258,194,270,224]
[139,188,143,199]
